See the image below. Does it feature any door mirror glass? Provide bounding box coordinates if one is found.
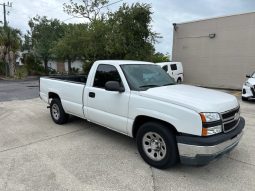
[105,81,125,92]
[246,74,251,78]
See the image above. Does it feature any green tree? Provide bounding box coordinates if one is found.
[51,23,90,73]
[57,1,163,73]
[63,0,109,21]
[0,26,21,77]
[28,16,65,72]
[106,3,159,61]
[151,52,170,63]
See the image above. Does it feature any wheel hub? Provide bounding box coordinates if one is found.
[142,132,167,161]
[150,139,161,151]
[52,103,60,120]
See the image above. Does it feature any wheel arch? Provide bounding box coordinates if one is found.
[132,115,179,138]
[48,92,61,103]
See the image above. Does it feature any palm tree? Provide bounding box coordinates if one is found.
[0,26,21,77]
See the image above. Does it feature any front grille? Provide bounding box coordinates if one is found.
[223,119,239,132]
[221,107,240,133]
[251,86,255,96]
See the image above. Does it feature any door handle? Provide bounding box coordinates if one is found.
[89,92,95,98]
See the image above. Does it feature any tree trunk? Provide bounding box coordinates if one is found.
[68,59,72,74]
[44,58,48,74]
[8,51,16,77]
[0,46,8,77]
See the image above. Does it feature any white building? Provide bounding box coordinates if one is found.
[172,12,255,89]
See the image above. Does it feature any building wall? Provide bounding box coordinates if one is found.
[48,60,83,73]
[172,12,255,89]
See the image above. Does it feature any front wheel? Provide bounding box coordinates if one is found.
[136,122,179,169]
[242,96,248,101]
[50,99,69,124]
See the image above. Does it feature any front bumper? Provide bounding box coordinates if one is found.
[242,85,255,99]
[177,117,245,166]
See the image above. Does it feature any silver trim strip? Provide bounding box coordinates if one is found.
[178,131,243,158]
[223,116,235,123]
[221,107,240,132]
[223,119,240,133]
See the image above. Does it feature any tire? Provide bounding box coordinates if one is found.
[136,122,178,169]
[50,99,69,124]
[177,78,182,84]
[242,97,248,101]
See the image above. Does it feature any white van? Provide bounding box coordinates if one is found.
[157,62,184,83]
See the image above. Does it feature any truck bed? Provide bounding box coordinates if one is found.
[40,75,87,118]
[47,75,87,84]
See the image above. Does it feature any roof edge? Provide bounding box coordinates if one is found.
[173,11,255,25]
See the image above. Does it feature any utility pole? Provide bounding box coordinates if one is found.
[0,2,12,27]
[0,2,12,77]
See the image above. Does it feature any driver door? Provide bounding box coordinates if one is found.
[86,64,130,134]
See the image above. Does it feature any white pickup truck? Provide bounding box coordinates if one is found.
[40,60,245,169]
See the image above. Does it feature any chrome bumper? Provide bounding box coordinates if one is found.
[178,131,243,158]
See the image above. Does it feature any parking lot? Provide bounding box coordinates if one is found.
[0,86,254,190]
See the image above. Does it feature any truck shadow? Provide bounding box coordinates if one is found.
[66,116,247,176]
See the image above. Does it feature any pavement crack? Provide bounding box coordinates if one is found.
[0,128,87,154]
[227,156,255,167]
[150,166,156,191]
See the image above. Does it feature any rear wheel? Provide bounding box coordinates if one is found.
[50,99,69,124]
[177,78,182,84]
[136,122,178,169]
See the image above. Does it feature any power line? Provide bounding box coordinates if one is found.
[61,0,124,23]
[101,0,124,9]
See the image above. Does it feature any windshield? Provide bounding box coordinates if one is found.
[121,64,176,91]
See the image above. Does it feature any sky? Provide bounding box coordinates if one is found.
[3,0,255,55]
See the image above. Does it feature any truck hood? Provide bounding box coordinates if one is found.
[139,85,238,113]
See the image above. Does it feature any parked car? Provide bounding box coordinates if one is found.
[40,60,244,169]
[242,72,255,101]
[157,62,183,83]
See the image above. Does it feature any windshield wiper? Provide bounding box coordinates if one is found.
[139,84,159,88]
[162,83,175,86]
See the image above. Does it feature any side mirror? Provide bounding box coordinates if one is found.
[246,74,251,78]
[105,81,125,92]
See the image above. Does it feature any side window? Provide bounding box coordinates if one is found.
[170,64,177,71]
[93,64,122,88]
[162,65,168,72]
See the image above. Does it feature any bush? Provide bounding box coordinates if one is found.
[24,53,45,75]
[0,61,6,75]
[69,67,79,74]
[47,67,57,75]
[82,61,93,74]
[151,52,170,63]
[15,66,28,79]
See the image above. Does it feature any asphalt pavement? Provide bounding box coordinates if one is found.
[0,79,39,102]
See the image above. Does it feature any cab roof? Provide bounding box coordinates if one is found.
[94,60,154,65]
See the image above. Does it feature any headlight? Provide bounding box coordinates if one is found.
[206,125,222,136]
[244,81,252,87]
[200,112,221,122]
[200,112,222,136]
